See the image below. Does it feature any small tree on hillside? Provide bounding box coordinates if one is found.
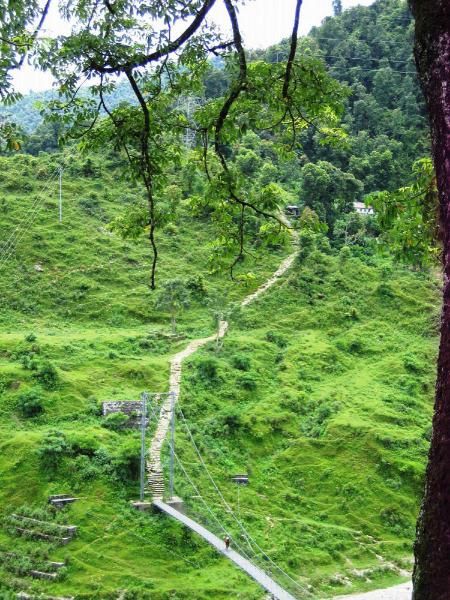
[156,279,191,334]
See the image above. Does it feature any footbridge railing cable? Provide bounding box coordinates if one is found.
[144,400,253,563]
[169,443,255,563]
[176,406,312,598]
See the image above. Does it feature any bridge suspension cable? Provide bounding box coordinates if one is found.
[176,406,311,597]
[168,442,255,563]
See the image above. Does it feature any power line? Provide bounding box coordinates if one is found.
[318,53,414,67]
[0,170,61,270]
[328,66,417,75]
[0,150,78,271]
[0,168,60,264]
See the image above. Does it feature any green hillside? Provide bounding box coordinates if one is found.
[0,1,440,599]
[176,243,438,597]
[0,150,287,599]
[0,148,439,599]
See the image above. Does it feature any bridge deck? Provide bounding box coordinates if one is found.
[153,500,298,600]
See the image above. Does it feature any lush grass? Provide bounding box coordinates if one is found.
[0,152,440,598]
[0,151,285,598]
[174,245,439,598]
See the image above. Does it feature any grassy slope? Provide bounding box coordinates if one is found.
[0,152,440,598]
[176,246,439,598]
[0,152,285,598]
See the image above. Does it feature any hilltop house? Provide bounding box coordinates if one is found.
[353,201,374,215]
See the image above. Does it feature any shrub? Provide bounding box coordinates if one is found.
[186,274,208,299]
[231,353,251,371]
[17,389,44,418]
[164,222,179,236]
[113,439,140,481]
[21,352,39,371]
[102,412,130,431]
[196,357,219,382]
[220,409,242,434]
[338,246,352,264]
[376,282,395,299]
[38,431,70,472]
[238,374,257,391]
[25,332,37,343]
[69,455,101,482]
[403,353,425,374]
[266,331,287,348]
[379,507,412,535]
[86,396,102,416]
[33,361,59,390]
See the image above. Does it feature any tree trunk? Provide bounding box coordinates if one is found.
[409,2,450,598]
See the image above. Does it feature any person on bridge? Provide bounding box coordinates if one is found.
[224,535,231,551]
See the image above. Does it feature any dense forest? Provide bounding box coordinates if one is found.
[2,0,428,236]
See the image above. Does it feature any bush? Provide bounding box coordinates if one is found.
[403,353,425,374]
[113,439,140,481]
[21,352,39,371]
[33,361,59,390]
[196,357,219,382]
[238,374,257,391]
[102,412,130,431]
[38,431,70,472]
[164,222,179,236]
[17,389,44,418]
[376,282,395,300]
[266,331,287,348]
[231,353,251,371]
[379,507,412,535]
[220,409,243,434]
[186,274,208,299]
[339,246,352,264]
[25,332,37,343]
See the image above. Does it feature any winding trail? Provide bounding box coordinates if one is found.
[145,232,413,600]
[147,248,298,496]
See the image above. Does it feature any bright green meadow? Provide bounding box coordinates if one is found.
[0,150,440,599]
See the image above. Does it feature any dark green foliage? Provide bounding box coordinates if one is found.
[265,331,287,348]
[231,354,251,371]
[37,430,70,472]
[112,439,140,481]
[301,161,364,231]
[102,412,130,431]
[238,373,257,391]
[186,274,208,299]
[32,361,59,390]
[196,357,220,383]
[16,388,44,417]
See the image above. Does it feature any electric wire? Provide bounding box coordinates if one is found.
[0,150,77,271]
[0,169,60,267]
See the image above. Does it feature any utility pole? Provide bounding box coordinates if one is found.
[139,392,148,502]
[169,391,176,499]
[59,167,63,223]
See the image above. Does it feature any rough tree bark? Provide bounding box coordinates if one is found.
[409,2,450,598]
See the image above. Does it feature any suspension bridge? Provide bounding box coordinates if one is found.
[137,233,313,600]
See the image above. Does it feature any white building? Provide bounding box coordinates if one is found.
[353,201,374,215]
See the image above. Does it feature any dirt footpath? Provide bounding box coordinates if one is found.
[334,582,412,600]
